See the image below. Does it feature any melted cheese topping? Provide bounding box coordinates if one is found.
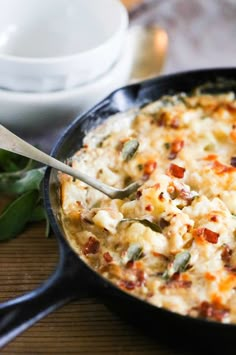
[60,92,236,323]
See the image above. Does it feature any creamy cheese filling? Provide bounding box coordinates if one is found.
[60,92,236,323]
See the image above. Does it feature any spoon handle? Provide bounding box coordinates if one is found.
[0,125,120,198]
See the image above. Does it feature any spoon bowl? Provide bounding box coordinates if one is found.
[129,25,168,82]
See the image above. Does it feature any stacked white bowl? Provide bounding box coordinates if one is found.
[0,0,131,128]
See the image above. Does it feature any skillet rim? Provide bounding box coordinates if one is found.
[44,67,236,331]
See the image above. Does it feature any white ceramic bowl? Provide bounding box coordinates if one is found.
[0,37,133,130]
[0,0,128,92]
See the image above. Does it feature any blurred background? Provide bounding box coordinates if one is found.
[124,0,236,72]
[1,0,235,149]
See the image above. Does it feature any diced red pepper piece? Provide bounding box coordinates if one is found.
[195,228,219,244]
[168,139,184,159]
[103,252,113,263]
[144,160,157,175]
[198,301,229,322]
[120,280,136,290]
[83,237,100,255]
[169,163,185,178]
[230,156,236,167]
[221,244,232,265]
[145,204,153,211]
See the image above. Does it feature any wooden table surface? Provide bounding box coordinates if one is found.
[0,199,193,355]
[1,1,236,354]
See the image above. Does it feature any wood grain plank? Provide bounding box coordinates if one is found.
[0,197,192,354]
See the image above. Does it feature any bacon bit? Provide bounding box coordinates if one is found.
[171,139,183,153]
[126,260,144,270]
[157,112,166,126]
[136,190,142,199]
[194,227,219,244]
[158,192,165,201]
[145,204,153,211]
[143,160,157,175]
[205,272,216,281]
[103,252,113,263]
[83,144,88,149]
[156,111,180,129]
[120,280,136,290]
[126,260,134,269]
[165,279,192,289]
[221,244,232,265]
[230,157,236,167]
[159,218,170,229]
[198,301,229,322]
[168,163,185,178]
[210,215,218,222]
[212,160,236,175]
[83,237,100,255]
[225,266,236,274]
[169,273,180,281]
[204,229,220,244]
[136,270,145,286]
[168,139,184,160]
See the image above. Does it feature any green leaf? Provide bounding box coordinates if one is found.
[122,139,139,161]
[30,204,46,222]
[120,218,162,233]
[0,149,29,173]
[163,251,191,279]
[127,244,143,261]
[0,168,44,195]
[0,190,38,241]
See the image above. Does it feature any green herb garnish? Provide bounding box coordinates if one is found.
[0,190,38,241]
[127,244,143,261]
[122,139,139,161]
[120,218,162,233]
[137,164,143,171]
[163,251,191,279]
[0,149,49,241]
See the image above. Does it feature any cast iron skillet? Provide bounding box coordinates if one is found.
[1,68,236,350]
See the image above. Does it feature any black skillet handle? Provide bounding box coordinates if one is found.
[0,248,86,349]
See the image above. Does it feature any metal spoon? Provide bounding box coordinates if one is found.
[0,125,140,199]
[129,25,168,82]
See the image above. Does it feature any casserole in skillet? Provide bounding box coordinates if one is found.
[60,89,236,324]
